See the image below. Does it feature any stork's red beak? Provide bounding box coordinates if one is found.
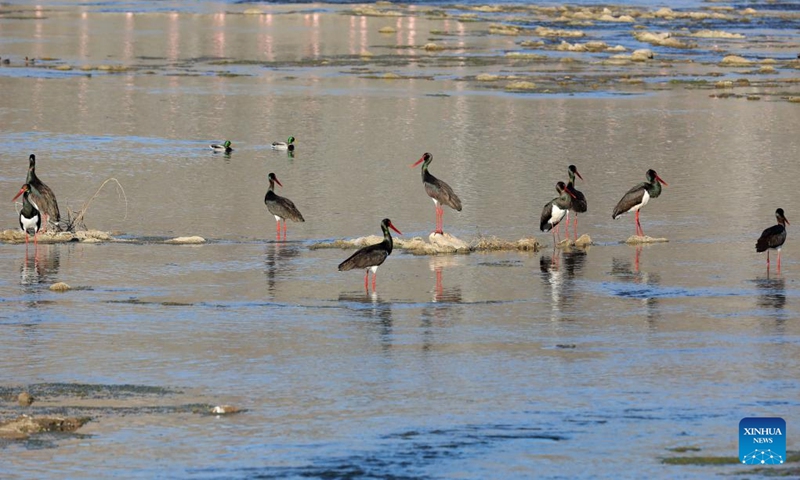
[411,156,425,168]
[389,222,402,235]
[574,169,584,181]
[564,186,577,199]
[273,177,283,187]
[12,186,26,201]
[656,175,668,186]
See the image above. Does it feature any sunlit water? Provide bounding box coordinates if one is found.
[1,2,799,478]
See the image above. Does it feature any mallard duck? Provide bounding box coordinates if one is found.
[210,140,233,153]
[271,136,295,151]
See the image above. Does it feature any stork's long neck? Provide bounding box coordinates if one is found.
[382,225,394,254]
[646,179,662,198]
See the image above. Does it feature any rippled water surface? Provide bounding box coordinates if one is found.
[1,1,800,478]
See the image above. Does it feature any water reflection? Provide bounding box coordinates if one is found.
[540,247,587,319]
[428,256,462,304]
[755,276,786,312]
[338,291,393,351]
[263,241,300,296]
[611,245,661,322]
[20,244,61,288]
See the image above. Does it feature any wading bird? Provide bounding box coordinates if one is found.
[12,184,41,246]
[264,173,305,240]
[756,208,789,272]
[566,164,587,239]
[612,169,667,237]
[540,181,576,244]
[338,218,402,291]
[411,152,462,235]
[26,154,60,232]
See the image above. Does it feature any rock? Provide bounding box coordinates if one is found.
[489,24,523,36]
[720,55,751,65]
[49,282,72,292]
[689,30,745,39]
[470,236,541,252]
[211,405,242,415]
[243,8,263,14]
[759,65,776,74]
[429,232,470,252]
[378,26,396,34]
[424,43,444,51]
[714,80,734,88]
[165,236,206,244]
[476,73,500,81]
[535,26,585,38]
[505,80,537,91]
[0,415,88,440]
[633,31,693,49]
[625,235,668,244]
[557,238,574,248]
[17,392,34,407]
[574,234,593,247]
[631,49,654,61]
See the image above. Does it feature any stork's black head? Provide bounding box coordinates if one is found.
[776,208,789,226]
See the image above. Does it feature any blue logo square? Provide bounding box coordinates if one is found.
[739,417,786,465]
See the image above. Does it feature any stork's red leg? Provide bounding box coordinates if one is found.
[371,271,377,291]
[364,270,369,290]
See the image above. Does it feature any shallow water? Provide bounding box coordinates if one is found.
[1,2,800,479]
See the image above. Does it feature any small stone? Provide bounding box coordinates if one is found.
[625,235,668,244]
[18,392,34,407]
[574,234,593,247]
[165,236,206,244]
[49,282,72,292]
[211,405,241,415]
[378,26,396,34]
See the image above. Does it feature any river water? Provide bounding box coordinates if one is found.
[1,1,799,478]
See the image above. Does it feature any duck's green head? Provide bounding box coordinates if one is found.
[223,140,232,148]
[287,136,295,144]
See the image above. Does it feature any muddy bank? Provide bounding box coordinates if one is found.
[311,234,543,254]
[0,383,239,444]
[0,230,207,245]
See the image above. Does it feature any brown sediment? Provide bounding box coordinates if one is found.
[0,415,89,440]
[625,235,668,244]
[0,229,113,244]
[312,235,542,254]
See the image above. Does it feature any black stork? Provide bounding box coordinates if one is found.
[411,152,462,235]
[756,208,789,272]
[26,154,60,232]
[566,165,587,239]
[12,184,41,246]
[272,136,295,152]
[210,140,233,153]
[612,169,667,237]
[264,173,305,240]
[540,181,576,244]
[338,218,402,291]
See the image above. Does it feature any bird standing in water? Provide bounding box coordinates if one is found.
[26,154,60,233]
[338,218,402,291]
[411,152,462,235]
[264,173,305,241]
[756,208,789,273]
[12,184,41,247]
[612,169,667,237]
[566,165,587,240]
[540,181,576,244]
